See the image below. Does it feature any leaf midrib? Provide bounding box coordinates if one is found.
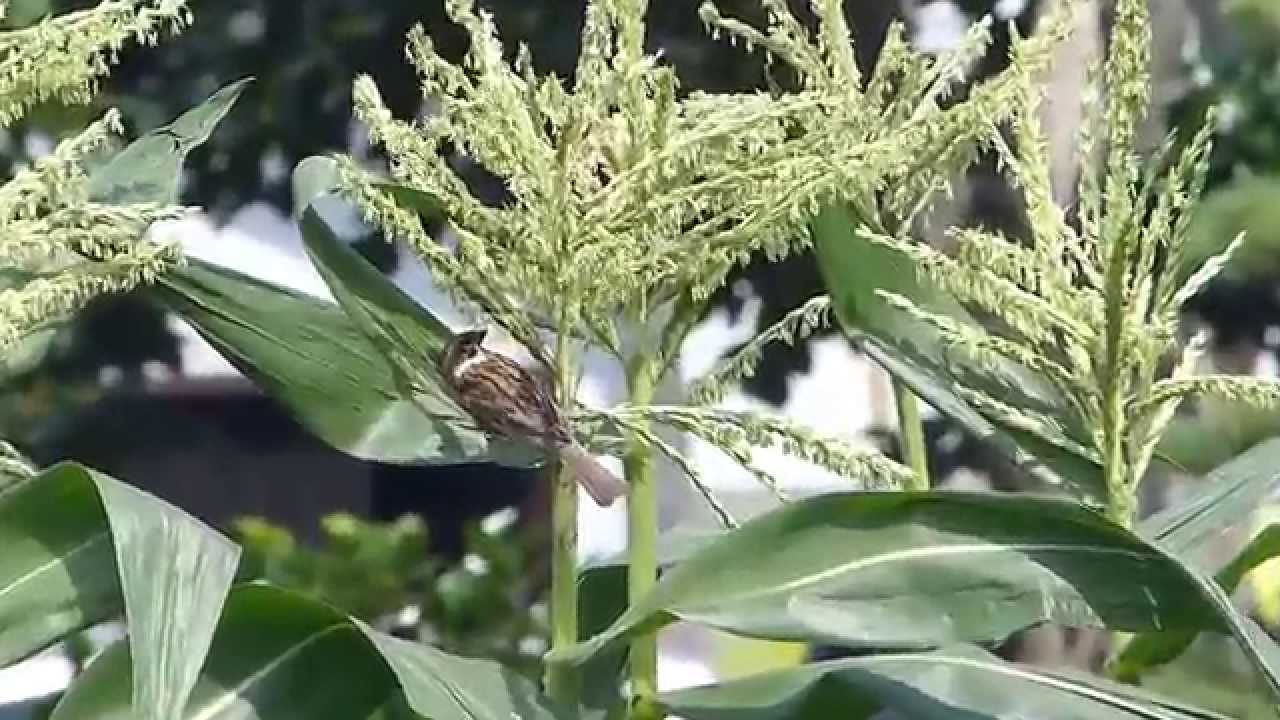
[187,621,351,720]
[672,542,1158,610]
[0,529,112,601]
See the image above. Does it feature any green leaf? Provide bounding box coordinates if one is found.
[291,157,453,378]
[299,206,535,463]
[291,155,344,216]
[0,464,120,668]
[54,584,400,720]
[295,203,540,467]
[0,463,238,720]
[554,492,1210,662]
[357,621,568,720]
[155,258,523,465]
[292,156,539,466]
[55,583,570,720]
[577,527,725,643]
[811,206,967,361]
[94,471,240,720]
[811,204,1106,500]
[1140,437,1280,569]
[861,336,1104,496]
[575,530,723,711]
[552,492,1280,703]
[89,78,252,205]
[291,154,445,223]
[9,84,245,377]
[1112,440,1280,680]
[660,644,1228,720]
[1112,524,1280,681]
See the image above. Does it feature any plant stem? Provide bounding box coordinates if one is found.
[1099,227,1135,529]
[546,329,579,703]
[1099,309,1134,529]
[892,379,930,491]
[624,354,660,720]
[1101,394,1134,529]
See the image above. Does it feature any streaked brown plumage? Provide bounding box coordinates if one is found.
[440,329,626,507]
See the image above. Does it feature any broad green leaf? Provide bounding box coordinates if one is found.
[1113,442,1280,681]
[575,529,723,710]
[552,492,1280,703]
[88,78,252,205]
[1112,524,1280,681]
[292,154,446,226]
[155,258,527,466]
[55,583,569,720]
[0,464,120,667]
[54,584,400,720]
[290,158,454,377]
[555,492,1216,663]
[292,156,537,466]
[812,204,1106,500]
[2,82,246,377]
[0,463,238,720]
[575,565,627,712]
[577,528,725,643]
[291,155,344,215]
[1140,437,1280,569]
[94,472,240,720]
[356,621,568,720]
[1169,563,1280,702]
[661,644,1227,720]
[810,206,966,361]
[295,202,539,466]
[861,336,1104,496]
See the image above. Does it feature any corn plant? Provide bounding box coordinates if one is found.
[3,0,1280,719]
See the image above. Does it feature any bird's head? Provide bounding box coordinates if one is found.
[441,328,488,375]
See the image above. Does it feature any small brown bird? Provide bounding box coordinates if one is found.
[439,328,627,507]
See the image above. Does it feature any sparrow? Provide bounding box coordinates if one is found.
[439,329,627,507]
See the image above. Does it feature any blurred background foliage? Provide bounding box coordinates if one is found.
[232,508,548,677]
[1171,0,1280,353]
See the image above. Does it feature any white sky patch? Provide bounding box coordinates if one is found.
[993,0,1027,20]
[0,649,75,704]
[911,1,970,53]
[657,652,718,693]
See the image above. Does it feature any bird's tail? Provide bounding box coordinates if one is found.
[559,442,627,507]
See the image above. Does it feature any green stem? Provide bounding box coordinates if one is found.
[1101,392,1134,529]
[546,330,579,703]
[892,379,930,491]
[1099,223,1135,529]
[625,354,661,720]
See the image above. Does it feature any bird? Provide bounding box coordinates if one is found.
[439,328,627,507]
